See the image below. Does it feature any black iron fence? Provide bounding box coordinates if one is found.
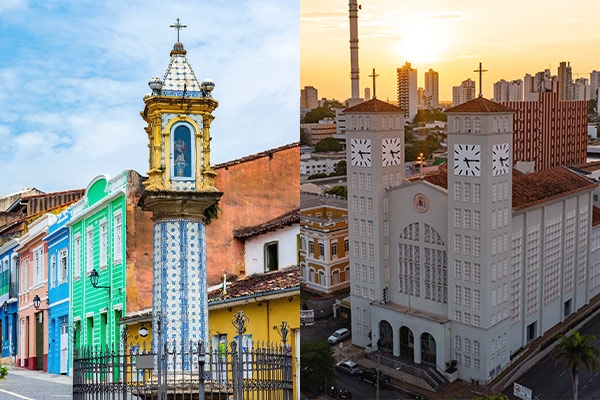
[73,339,293,400]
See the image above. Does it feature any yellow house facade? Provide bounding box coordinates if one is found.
[300,194,349,294]
[121,266,300,398]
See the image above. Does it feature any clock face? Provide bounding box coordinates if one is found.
[492,143,510,176]
[382,138,402,166]
[453,144,481,176]
[350,138,372,167]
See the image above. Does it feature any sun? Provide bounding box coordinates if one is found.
[395,18,448,64]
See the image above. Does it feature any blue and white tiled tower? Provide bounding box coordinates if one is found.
[139,20,222,359]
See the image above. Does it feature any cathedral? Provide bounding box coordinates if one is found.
[346,96,600,383]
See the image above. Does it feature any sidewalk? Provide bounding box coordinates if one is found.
[334,343,498,400]
[6,366,73,386]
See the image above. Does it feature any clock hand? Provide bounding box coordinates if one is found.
[463,157,470,168]
[358,150,364,159]
[500,157,508,166]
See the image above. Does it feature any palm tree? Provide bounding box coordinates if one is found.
[553,330,600,400]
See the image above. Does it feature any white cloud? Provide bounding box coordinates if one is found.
[0,0,299,194]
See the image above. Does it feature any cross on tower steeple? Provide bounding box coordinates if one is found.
[473,62,487,97]
[170,18,187,42]
[369,68,379,99]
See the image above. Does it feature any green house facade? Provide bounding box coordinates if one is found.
[69,170,148,351]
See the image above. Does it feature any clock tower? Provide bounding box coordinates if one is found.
[446,96,515,381]
[344,98,405,347]
[139,20,222,358]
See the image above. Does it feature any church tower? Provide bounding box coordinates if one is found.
[139,19,222,355]
[345,99,406,347]
[446,96,515,381]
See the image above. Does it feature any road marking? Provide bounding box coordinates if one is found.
[0,389,35,400]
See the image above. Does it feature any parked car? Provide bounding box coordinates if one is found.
[335,360,360,375]
[328,328,350,344]
[357,368,391,388]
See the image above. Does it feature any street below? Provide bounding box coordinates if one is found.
[0,366,72,400]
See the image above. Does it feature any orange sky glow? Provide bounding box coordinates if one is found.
[301,0,600,103]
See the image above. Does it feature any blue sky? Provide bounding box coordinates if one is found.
[0,0,299,195]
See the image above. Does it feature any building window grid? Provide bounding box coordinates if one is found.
[454,182,462,202]
[59,249,68,283]
[398,242,420,297]
[74,235,81,278]
[473,183,481,204]
[33,247,44,285]
[526,274,539,315]
[114,212,123,262]
[50,254,56,288]
[100,220,107,268]
[473,264,481,283]
[464,210,472,230]
[463,183,472,202]
[86,228,94,273]
[473,289,480,309]
[454,260,462,280]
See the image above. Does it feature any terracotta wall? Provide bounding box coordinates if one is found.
[125,204,154,313]
[207,143,300,284]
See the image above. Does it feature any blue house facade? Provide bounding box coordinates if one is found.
[45,209,71,375]
[0,238,19,365]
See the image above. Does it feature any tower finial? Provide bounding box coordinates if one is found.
[473,62,488,97]
[369,68,379,99]
[170,17,187,43]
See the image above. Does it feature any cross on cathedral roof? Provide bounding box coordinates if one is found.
[170,17,187,43]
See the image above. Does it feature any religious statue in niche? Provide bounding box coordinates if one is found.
[173,125,192,178]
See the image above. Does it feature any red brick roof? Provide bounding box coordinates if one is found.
[418,167,595,211]
[208,266,299,302]
[593,206,600,227]
[344,98,405,113]
[446,97,514,113]
[213,143,299,170]
[512,167,595,210]
[233,208,299,239]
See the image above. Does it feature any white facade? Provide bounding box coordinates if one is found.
[424,69,439,109]
[397,62,418,122]
[242,224,299,276]
[452,79,476,107]
[300,158,342,176]
[493,79,523,102]
[346,96,599,386]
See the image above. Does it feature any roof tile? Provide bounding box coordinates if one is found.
[446,97,514,113]
[344,98,405,113]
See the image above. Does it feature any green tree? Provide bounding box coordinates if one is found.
[300,340,336,394]
[303,106,335,123]
[314,137,343,153]
[333,160,346,176]
[325,185,347,198]
[300,128,309,145]
[553,330,600,400]
[307,173,329,180]
[412,109,448,124]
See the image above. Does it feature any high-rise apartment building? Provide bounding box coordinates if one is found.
[573,77,592,101]
[591,71,600,95]
[424,68,439,109]
[558,61,573,101]
[301,86,319,110]
[396,62,418,121]
[493,79,523,102]
[523,70,557,101]
[501,92,587,171]
[452,79,475,107]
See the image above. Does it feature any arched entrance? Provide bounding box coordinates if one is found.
[378,320,393,353]
[399,326,414,360]
[420,332,436,366]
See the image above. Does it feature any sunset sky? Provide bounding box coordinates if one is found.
[301,0,600,103]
